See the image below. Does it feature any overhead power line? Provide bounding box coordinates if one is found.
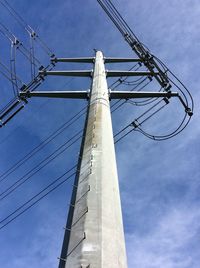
[0,105,87,183]
[0,0,54,57]
[0,166,77,230]
[97,0,193,142]
[0,130,82,201]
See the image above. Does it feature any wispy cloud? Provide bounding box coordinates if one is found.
[126,205,200,268]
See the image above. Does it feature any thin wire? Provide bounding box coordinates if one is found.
[138,116,191,141]
[0,165,76,224]
[0,105,87,183]
[0,60,23,85]
[0,168,76,230]
[0,0,54,56]
[125,86,163,107]
[0,130,82,201]
[10,43,19,96]
[98,0,193,112]
[114,101,168,143]
[0,22,41,66]
[111,78,150,112]
[98,0,193,142]
[114,98,164,139]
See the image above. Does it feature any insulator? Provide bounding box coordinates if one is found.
[0,99,20,120]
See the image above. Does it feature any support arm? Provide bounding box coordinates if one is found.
[110,91,179,99]
[19,91,89,99]
[110,91,193,116]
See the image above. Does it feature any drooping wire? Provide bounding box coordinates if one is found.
[0,22,42,67]
[108,62,140,89]
[0,60,23,87]
[114,97,191,143]
[0,0,54,57]
[114,98,169,143]
[137,116,191,141]
[10,40,19,96]
[98,0,193,141]
[111,77,151,112]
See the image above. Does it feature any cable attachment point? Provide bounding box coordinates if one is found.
[185,107,193,117]
[131,120,139,129]
[50,57,57,66]
[38,66,46,80]
[30,31,37,39]
[20,84,27,92]
[164,84,172,92]
[39,65,45,71]
[13,38,20,47]
[51,57,57,63]
[163,97,170,104]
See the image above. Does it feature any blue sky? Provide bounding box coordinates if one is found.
[0,0,199,267]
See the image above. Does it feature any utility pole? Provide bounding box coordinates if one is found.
[59,51,127,267]
[19,50,191,267]
[0,1,194,267]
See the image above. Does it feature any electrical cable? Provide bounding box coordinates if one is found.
[137,116,191,141]
[0,105,87,183]
[10,42,19,96]
[114,99,168,143]
[0,22,42,67]
[98,0,193,142]
[0,166,77,230]
[108,63,140,89]
[111,78,150,112]
[0,60,23,86]
[114,98,164,139]
[0,129,82,201]
[98,0,193,109]
[0,0,54,57]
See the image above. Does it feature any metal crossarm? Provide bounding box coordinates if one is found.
[104,57,142,63]
[19,91,89,99]
[107,70,158,77]
[110,91,179,99]
[0,49,193,268]
[39,70,93,77]
[51,57,95,63]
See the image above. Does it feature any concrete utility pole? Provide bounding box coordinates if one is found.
[19,50,185,268]
[59,51,127,267]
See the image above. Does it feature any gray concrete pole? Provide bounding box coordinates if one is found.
[60,51,127,268]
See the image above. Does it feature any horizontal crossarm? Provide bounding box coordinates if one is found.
[19,91,89,99]
[51,57,95,63]
[39,70,158,78]
[110,91,193,116]
[50,57,142,64]
[107,71,158,77]
[110,91,179,99]
[39,70,92,77]
[104,58,142,63]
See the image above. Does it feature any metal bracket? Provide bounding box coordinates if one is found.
[76,186,90,204]
[66,232,86,257]
[71,207,89,228]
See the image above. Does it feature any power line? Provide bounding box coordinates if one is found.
[0,130,82,201]
[98,0,193,116]
[111,78,151,112]
[0,0,54,57]
[0,166,77,230]
[114,98,169,143]
[0,105,87,183]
